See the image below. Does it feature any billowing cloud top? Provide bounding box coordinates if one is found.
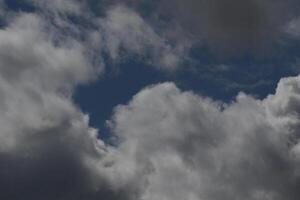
[1,0,300,200]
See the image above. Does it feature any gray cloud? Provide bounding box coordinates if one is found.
[0,12,111,200]
[286,17,300,38]
[2,1,300,200]
[122,0,300,57]
[97,5,188,70]
[0,3,184,199]
[169,0,299,55]
[18,0,300,59]
[108,76,300,200]
[28,0,187,70]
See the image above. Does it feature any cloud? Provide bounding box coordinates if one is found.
[0,12,113,200]
[108,75,300,200]
[96,5,187,70]
[1,1,300,200]
[286,17,300,38]
[0,3,183,199]
[123,0,300,57]
[27,0,187,70]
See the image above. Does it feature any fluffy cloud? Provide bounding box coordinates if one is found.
[2,1,300,200]
[108,76,300,200]
[0,3,183,199]
[2,12,300,198]
[0,12,111,199]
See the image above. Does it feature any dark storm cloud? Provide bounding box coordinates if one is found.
[0,124,132,200]
[0,135,100,200]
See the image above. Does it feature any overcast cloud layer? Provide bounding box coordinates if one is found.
[2,0,300,200]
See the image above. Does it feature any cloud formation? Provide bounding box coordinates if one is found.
[0,12,107,199]
[34,0,187,70]
[108,76,300,200]
[123,0,300,57]
[173,0,299,54]
[0,2,184,198]
[97,5,187,70]
[2,1,300,200]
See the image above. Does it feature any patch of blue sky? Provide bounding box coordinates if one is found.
[74,39,300,140]
[74,58,168,139]
[4,0,35,12]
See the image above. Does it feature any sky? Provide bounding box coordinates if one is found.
[2,0,300,200]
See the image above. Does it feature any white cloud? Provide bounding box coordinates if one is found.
[108,76,300,200]
[97,5,188,70]
[0,11,117,200]
[1,11,300,199]
[0,12,97,151]
[28,1,188,70]
[3,14,94,85]
[0,4,186,198]
[1,1,300,200]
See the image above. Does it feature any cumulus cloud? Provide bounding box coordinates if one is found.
[0,2,184,199]
[5,34,300,199]
[108,75,300,200]
[2,1,300,200]
[0,12,110,199]
[2,11,300,198]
